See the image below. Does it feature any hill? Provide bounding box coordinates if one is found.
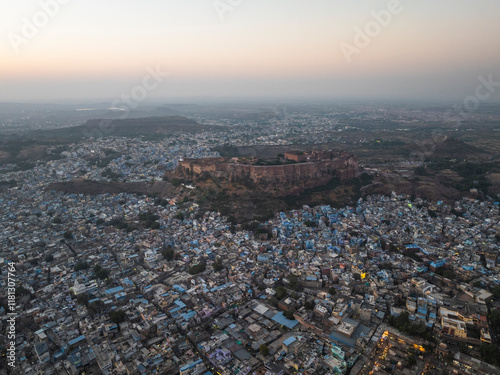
[29,116,222,140]
[426,138,489,161]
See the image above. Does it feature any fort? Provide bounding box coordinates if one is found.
[167,150,359,189]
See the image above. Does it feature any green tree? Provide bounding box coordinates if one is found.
[76,294,89,306]
[189,263,206,275]
[213,258,224,272]
[88,301,104,316]
[259,344,269,356]
[288,273,299,289]
[275,286,287,300]
[492,286,500,299]
[74,260,89,271]
[63,231,73,239]
[380,239,387,250]
[479,343,500,366]
[442,269,456,280]
[304,300,315,310]
[328,287,336,295]
[109,310,126,324]
[489,309,500,331]
[353,273,361,281]
[304,220,317,228]
[15,286,30,297]
[94,266,109,280]
[407,354,417,368]
[284,310,295,320]
[45,254,54,263]
[162,246,175,261]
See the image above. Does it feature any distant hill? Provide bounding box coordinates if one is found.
[427,138,489,161]
[29,116,223,140]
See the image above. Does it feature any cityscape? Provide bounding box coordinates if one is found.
[1,1,500,375]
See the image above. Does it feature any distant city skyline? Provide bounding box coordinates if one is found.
[1,0,500,102]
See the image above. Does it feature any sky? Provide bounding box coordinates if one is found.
[1,0,500,103]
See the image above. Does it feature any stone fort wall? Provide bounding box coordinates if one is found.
[176,152,359,185]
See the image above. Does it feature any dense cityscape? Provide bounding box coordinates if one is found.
[1,109,500,374]
[2,1,500,374]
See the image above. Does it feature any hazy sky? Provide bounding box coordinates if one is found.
[1,0,500,102]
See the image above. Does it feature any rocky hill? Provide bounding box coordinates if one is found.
[30,116,223,140]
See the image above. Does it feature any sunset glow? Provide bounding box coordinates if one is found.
[1,0,500,101]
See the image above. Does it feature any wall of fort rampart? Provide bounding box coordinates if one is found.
[177,153,359,184]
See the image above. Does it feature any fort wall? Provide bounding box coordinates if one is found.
[175,151,359,187]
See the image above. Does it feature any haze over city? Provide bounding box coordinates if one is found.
[2,0,500,102]
[2,2,500,375]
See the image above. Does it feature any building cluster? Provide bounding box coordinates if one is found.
[0,126,499,374]
[1,174,499,374]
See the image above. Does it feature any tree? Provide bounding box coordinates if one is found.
[304,220,317,228]
[189,263,206,275]
[288,273,299,289]
[442,269,456,280]
[63,231,73,239]
[213,258,224,272]
[74,260,89,271]
[407,354,417,368]
[479,343,500,366]
[304,300,315,310]
[353,273,361,281]
[380,262,393,270]
[428,209,437,218]
[45,254,54,263]
[259,344,269,356]
[284,310,295,320]
[414,166,428,176]
[489,309,500,331]
[52,216,62,224]
[76,294,89,306]
[328,287,336,295]
[93,265,110,280]
[162,246,175,261]
[175,212,185,220]
[275,286,287,300]
[492,286,500,299]
[109,310,126,324]
[87,301,104,316]
[15,286,30,297]
[380,239,387,250]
